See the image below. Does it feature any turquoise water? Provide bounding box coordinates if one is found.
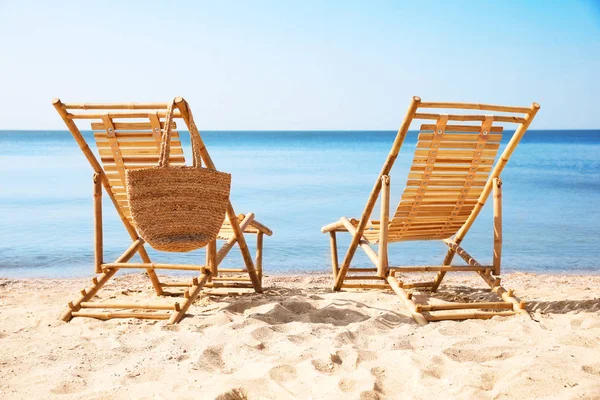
[0,130,599,278]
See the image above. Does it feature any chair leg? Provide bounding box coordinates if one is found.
[377,175,390,278]
[206,239,217,281]
[256,232,264,283]
[229,211,262,293]
[168,271,211,324]
[93,173,103,274]
[329,232,339,280]
[493,178,502,275]
[387,276,428,325]
[61,239,144,321]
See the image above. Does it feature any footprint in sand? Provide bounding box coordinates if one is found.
[49,374,87,395]
[334,330,357,346]
[196,345,229,373]
[311,353,343,375]
[360,391,380,400]
[582,364,600,375]
[559,335,597,348]
[216,388,249,400]
[311,358,336,375]
[443,346,514,363]
[370,366,386,394]
[476,371,496,391]
[419,355,445,379]
[338,377,358,392]
[334,349,359,370]
[286,334,307,345]
[268,364,297,381]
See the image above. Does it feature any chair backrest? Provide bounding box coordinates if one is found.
[375,99,539,244]
[52,101,199,229]
[388,119,504,241]
[91,113,187,223]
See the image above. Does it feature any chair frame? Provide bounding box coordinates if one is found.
[53,97,272,324]
[322,96,540,325]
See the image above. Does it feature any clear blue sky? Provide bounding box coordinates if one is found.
[0,0,598,129]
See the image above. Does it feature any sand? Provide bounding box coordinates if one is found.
[0,273,599,399]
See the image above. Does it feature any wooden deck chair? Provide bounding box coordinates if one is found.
[322,96,540,325]
[53,97,272,324]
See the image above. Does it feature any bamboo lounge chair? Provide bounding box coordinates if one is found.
[322,97,540,325]
[53,97,272,324]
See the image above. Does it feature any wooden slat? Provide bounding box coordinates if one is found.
[417,102,531,114]
[425,311,516,321]
[71,311,170,320]
[420,124,504,133]
[407,172,489,180]
[344,276,387,280]
[102,263,207,271]
[415,113,525,123]
[412,156,495,165]
[98,147,183,156]
[392,228,458,235]
[97,140,182,148]
[211,277,252,282]
[70,111,182,119]
[389,234,450,241]
[389,265,489,272]
[80,301,179,310]
[417,141,500,150]
[391,219,465,227]
[401,186,481,194]
[100,155,185,163]
[63,102,172,110]
[395,224,463,232]
[204,282,254,288]
[418,302,513,312]
[394,203,477,211]
[91,121,177,130]
[94,130,179,138]
[393,212,471,219]
[395,205,475,213]
[103,163,185,172]
[406,179,487,187]
[418,133,502,142]
[413,149,497,158]
[398,196,480,203]
[410,165,492,173]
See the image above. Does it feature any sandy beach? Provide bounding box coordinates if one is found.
[0,273,599,399]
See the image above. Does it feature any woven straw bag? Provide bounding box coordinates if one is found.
[126,100,231,252]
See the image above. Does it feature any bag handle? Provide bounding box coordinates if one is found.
[158,99,203,168]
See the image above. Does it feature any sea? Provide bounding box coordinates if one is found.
[1,130,599,278]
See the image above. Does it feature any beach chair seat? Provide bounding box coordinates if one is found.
[322,97,539,325]
[53,97,272,324]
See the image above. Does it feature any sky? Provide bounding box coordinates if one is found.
[0,0,599,130]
